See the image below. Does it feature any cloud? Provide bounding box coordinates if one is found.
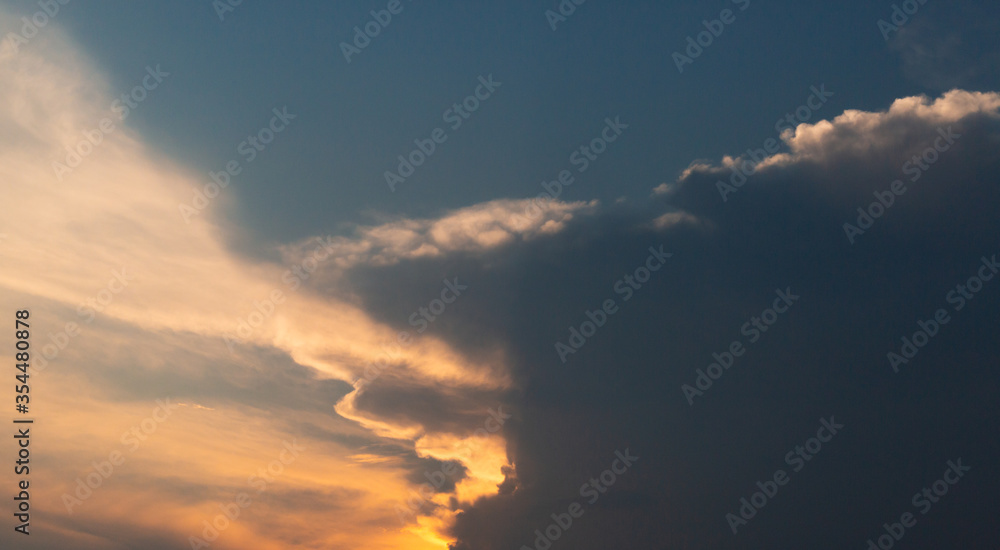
[742,90,998,172]
[4,9,1000,549]
[321,89,1000,549]
[0,12,534,549]
[665,89,1000,218]
[278,198,599,272]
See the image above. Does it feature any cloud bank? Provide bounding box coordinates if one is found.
[3,10,1000,550]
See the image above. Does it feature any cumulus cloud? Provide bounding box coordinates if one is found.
[368,89,1000,549]
[664,89,1000,228]
[677,89,1000,178]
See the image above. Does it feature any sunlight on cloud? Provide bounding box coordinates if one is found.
[0,13,545,548]
[671,89,1000,180]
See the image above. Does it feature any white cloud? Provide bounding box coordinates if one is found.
[672,89,1000,182]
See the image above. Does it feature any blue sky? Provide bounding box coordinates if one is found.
[30,0,981,243]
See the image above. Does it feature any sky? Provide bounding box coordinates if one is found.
[0,0,999,549]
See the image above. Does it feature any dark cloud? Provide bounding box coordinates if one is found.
[354,374,512,436]
[404,457,468,494]
[341,92,1000,549]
